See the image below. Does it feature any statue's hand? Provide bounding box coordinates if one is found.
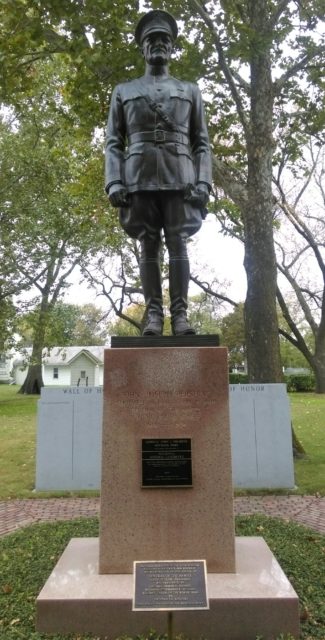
[196,182,210,208]
[109,187,129,208]
[184,182,209,207]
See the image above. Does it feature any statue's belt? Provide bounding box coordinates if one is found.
[128,130,189,145]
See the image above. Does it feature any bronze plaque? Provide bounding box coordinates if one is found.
[142,438,192,487]
[133,560,209,611]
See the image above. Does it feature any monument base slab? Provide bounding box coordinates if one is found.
[36,537,299,639]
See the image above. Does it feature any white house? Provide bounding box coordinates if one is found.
[12,346,106,387]
[0,353,13,383]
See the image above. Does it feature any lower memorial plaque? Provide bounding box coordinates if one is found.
[142,438,192,488]
[133,560,209,611]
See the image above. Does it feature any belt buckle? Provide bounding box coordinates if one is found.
[155,129,165,143]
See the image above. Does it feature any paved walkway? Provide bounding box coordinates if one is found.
[0,495,324,537]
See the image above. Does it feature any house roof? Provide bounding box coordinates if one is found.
[44,346,105,366]
[13,346,107,367]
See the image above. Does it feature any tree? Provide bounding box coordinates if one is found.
[107,303,145,337]
[0,297,16,353]
[187,293,223,335]
[1,1,324,382]
[220,303,246,370]
[274,141,325,391]
[0,60,117,393]
[0,118,47,309]
[279,332,312,371]
[83,238,148,335]
[0,1,142,134]
[179,0,324,382]
[17,302,108,348]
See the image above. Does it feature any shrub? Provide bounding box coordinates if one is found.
[229,373,316,392]
[229,373,249,384]
[284,374,315,392]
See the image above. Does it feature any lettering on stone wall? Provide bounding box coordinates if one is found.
[229,385,265,393]
[113,389,217,429]
[61,387,103,395]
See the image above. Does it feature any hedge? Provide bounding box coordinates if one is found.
[229,373,315,392]
[284,373,315,392]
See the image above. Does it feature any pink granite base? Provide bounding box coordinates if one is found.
[36,537,300,639]
[100,347,235,574]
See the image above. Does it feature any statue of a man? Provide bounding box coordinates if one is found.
[105,9,212,336]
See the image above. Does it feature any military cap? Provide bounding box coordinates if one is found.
[135,9,178,45]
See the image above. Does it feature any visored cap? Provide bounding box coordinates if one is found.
[135,9,178,45]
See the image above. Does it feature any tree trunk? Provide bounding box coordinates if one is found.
[313,354,325,394]
[18,363,43,394]
[315,370,325,393]
[243,0,283,383]
[314,300,325,393]
[18,297,49,395]
[291,424,307,459]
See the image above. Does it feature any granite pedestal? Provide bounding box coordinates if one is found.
[99,344,235,573]
[37,339,299,638]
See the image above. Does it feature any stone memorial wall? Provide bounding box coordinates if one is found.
[36,386,103,490]
[36,382,295,491]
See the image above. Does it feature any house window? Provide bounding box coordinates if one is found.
[53,367,59,379]
[80,370,86,379]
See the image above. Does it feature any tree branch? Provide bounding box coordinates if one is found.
[277,260,318,335]
[189,0,250,138]
[276,286,314,365]
[294,145,321,208]
[82,263,143,333]
[212,155,248,209]
[275,182,325,278]
[268,0,291,30]
[190,274,239,308]
[273,44,325,95]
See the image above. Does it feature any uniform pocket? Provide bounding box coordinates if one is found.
[124,143,145,186]
[169,89,192,123]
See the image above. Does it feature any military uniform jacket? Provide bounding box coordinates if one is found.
[105,76,212,194]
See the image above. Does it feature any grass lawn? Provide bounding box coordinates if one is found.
[291,394,325,495]
[0,515,324,639]
[0,385,39,499]
[0,385,324,498]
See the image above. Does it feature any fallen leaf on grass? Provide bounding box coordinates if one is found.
[2,584,12,594]
[300,607,310,621]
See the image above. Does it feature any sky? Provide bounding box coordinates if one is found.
[189,214,246,302]
[65,214,247,311]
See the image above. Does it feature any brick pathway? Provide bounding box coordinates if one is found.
[0,495,324,537]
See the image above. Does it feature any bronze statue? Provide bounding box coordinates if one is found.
[105,9,212,336]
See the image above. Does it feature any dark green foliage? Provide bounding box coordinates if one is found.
[228,372,249,384]
[18,302,108,348]
[285,374,316,393]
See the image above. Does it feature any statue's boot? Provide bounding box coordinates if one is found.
[140,259,164,336]
[169,257,195,336]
